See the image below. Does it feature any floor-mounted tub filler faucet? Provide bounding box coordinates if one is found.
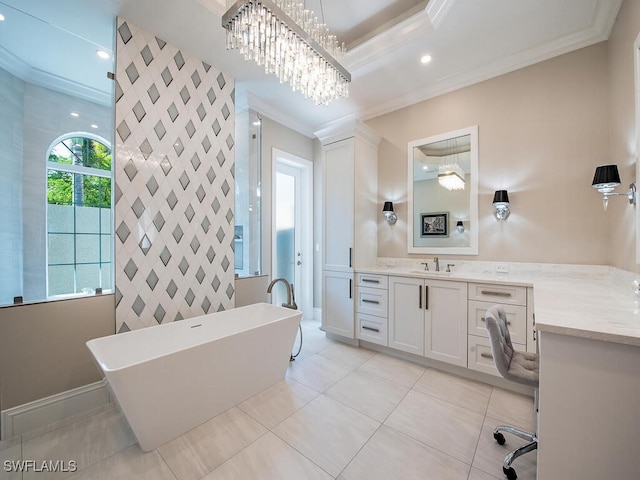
[266,277,297,310]
[267,277,301,361]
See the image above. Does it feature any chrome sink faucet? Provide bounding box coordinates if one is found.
[267,278,298,310]
[433,257,440,272]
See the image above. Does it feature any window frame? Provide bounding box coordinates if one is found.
[45,132,114,299]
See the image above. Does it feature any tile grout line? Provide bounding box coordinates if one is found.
[268,424,337,479]
[333,369,422,478]
[193,429,272,480]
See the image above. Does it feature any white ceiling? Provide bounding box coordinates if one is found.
[0,0,623,137]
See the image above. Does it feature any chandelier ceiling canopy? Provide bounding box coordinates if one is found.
[222,0,351,106]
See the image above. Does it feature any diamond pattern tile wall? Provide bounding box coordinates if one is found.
[115,19,235,332]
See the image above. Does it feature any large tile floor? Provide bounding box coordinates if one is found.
[0,314,536,480]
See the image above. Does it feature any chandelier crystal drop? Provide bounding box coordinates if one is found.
[438,163,465,191]
[222,0,351,106]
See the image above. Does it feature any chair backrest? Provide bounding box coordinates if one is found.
[485,305,515,380]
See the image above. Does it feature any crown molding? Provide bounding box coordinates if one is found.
[425,0,456,29]
[0,47,111,106]
[346,0,456,73]
[359,0,622,122]
[346,9,434,73]
[238,90,316,138]
[194,0,228,17]
[593,0,623,38]
[314,116,381,146]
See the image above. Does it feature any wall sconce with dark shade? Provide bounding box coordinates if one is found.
[383,201,397,224]
[591,164,636,210]
[492,190,510,220]
[456,220,464,233]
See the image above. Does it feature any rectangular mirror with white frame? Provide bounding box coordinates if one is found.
[407,125,478,255]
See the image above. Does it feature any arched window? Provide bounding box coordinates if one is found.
[46,134,112,297]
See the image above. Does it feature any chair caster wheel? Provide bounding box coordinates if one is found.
[493,432,506,445]
[503,466,517,480]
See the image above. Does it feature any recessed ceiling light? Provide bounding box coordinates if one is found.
[420,54,432,64]
[90,124,98,129]
[96,50,110,60]
[0,13,5,21]
[70,112,79,117]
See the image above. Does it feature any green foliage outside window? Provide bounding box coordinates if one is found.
[47,137,112,207]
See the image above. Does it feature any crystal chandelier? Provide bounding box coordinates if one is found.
[438,163,465,191]
[222,0,351,105]
[437,136,465,191]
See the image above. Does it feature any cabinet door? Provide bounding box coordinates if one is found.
[322,270,354,338]
[388,276,424,355]
[323,138,354,272]
[424,279,468,367]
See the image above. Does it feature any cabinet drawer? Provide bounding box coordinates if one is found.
[356,286,388,317]
[467,335,526,377]
[357,273,388,289]
[468,300,527,344]
[468,283,527,306]
[356,313,388,346]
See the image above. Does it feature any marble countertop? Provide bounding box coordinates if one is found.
[357,260,640,347]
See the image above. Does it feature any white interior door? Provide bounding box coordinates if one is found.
[272,149,313,315]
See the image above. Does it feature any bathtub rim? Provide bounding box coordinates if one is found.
[86,303,302,373]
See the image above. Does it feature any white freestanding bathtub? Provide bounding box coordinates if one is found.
[87,303,301,451]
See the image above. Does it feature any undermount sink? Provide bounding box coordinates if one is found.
[409,270,452,276]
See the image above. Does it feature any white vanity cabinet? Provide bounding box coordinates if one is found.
[355,273,388,346]
[322,270,354,338]
[389,276,468,366]
[319,121,381,339]
[466,282,534,376]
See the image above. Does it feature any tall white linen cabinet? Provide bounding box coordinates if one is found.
[316,120,381,339]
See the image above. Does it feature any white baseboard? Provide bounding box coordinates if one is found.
[1,380,110,440]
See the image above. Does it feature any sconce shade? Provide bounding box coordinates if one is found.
[382,201,397,224]
[456,220,463,227]
[592,165,621,190]
[492,190,510,205]
[492,190,510,220]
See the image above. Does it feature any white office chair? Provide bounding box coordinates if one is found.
[485,305,539,480]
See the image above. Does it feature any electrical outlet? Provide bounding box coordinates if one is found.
[386,259,396,267]
[496,263,509,273]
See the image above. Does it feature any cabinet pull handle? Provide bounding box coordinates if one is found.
[425,285,429,310]
[362,325,380,333]
[362,278,380,283]
[362,299,380,304]
[480,352,494,360]
[349,248,352,268]
[419,285,422,309]
[349,279,352,299]
[480,290,511,297]
[480,318,511,326]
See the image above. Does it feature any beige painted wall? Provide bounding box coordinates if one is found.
[368,42,611,264]
[0,295,114,409]
[608,0,640,273]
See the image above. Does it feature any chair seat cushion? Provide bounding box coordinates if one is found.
[485,305,540,389]
[506,350,539,388]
